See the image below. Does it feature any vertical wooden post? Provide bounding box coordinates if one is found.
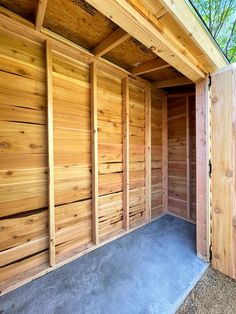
[162,95,168,213]
[46,40,55,267]
[91,62,99,245]
[122,77,129,230]
[186,96,191,219]
[196,79,209,261]
[145,87,151,221]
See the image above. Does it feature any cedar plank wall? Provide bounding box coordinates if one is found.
[151,92,162,218]
[97,70,123,239]
[190,95,196,220]
[0,30,164,293]
[0,29,49,287]
[129,83,146,227]
[52,54,93,262]
[168,95,196,221]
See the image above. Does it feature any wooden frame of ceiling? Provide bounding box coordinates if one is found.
[0,0,227,89]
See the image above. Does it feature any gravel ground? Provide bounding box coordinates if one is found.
[177,266,236,314]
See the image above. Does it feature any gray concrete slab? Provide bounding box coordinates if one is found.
[0,215,208,314]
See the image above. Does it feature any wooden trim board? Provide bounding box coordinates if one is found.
[46,40,55,267]
[145,87,152,220]
[196,79,209,260]
[91,62,99,245]
[162,95,168,212]
[186,96,191,219]
[122,77,130,230]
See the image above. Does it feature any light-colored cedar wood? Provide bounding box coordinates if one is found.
[52,52,92,261]
[129,82,146,227]
[131,58,170,76]
[0,237,48,268]
[151,91,163,218]
[127,0,227,73]
[196,79,209,260]
[168,96,187,218]
[211,65,236,278]
[0,2,160,295]
[97,69,123,238]
[156,0,227,70]
[154,77,193,88]
[46,40,55,267]
[91,62,99,245]
[189,95,196,220]
[35,0,48,31]
[162,94,168,212]
[0,29,48,286]
[81,0,206,81]
[186,96,191,219]
[92,28,130,58]
[122,77,130,230]
[0,10,130,80]
[145,87,152,220]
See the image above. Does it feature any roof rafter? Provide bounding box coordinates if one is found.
[35,0,48,31]
[158,0,227,70]
[92,27,130,58]
[131,58,171,76]
[154,77,193,88]
[85,0,205,82]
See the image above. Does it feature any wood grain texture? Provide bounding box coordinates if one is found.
[211,65,236,278]
[46,40,55,267]
[91,62,99,245]
[128,83,145,227]
[0,14,168,294]
[97,69,123,239]
[145,87,151,221]
[0,29,48,284]
[151,90,163,218]
[168,94,196,222]
[122,77,129,230]
[196,80,209,260]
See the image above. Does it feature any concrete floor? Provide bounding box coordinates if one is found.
[177,266,236,314]
[0,215,208,314]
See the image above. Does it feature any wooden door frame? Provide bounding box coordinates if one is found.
[196,79,211,261]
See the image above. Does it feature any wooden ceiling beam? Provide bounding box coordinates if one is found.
[85,0,205,82]
[92,27,130,58]
[153,77,193,88]
[158,0,227,70]
[35,0,48,31]
[131,58,171,76]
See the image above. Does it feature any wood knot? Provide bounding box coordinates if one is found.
[30,143,40,149]
[214,207,221,214]
[225,170,233,177]
[18,69,27,76]
[7,170,13,176]
[212,97,218,104]
[0,142,10,149]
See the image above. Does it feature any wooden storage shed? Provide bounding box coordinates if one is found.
[0,0,235,301]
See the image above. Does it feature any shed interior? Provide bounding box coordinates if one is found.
[0,0,198,295]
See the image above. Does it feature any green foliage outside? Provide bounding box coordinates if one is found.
[191,0,236,63]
